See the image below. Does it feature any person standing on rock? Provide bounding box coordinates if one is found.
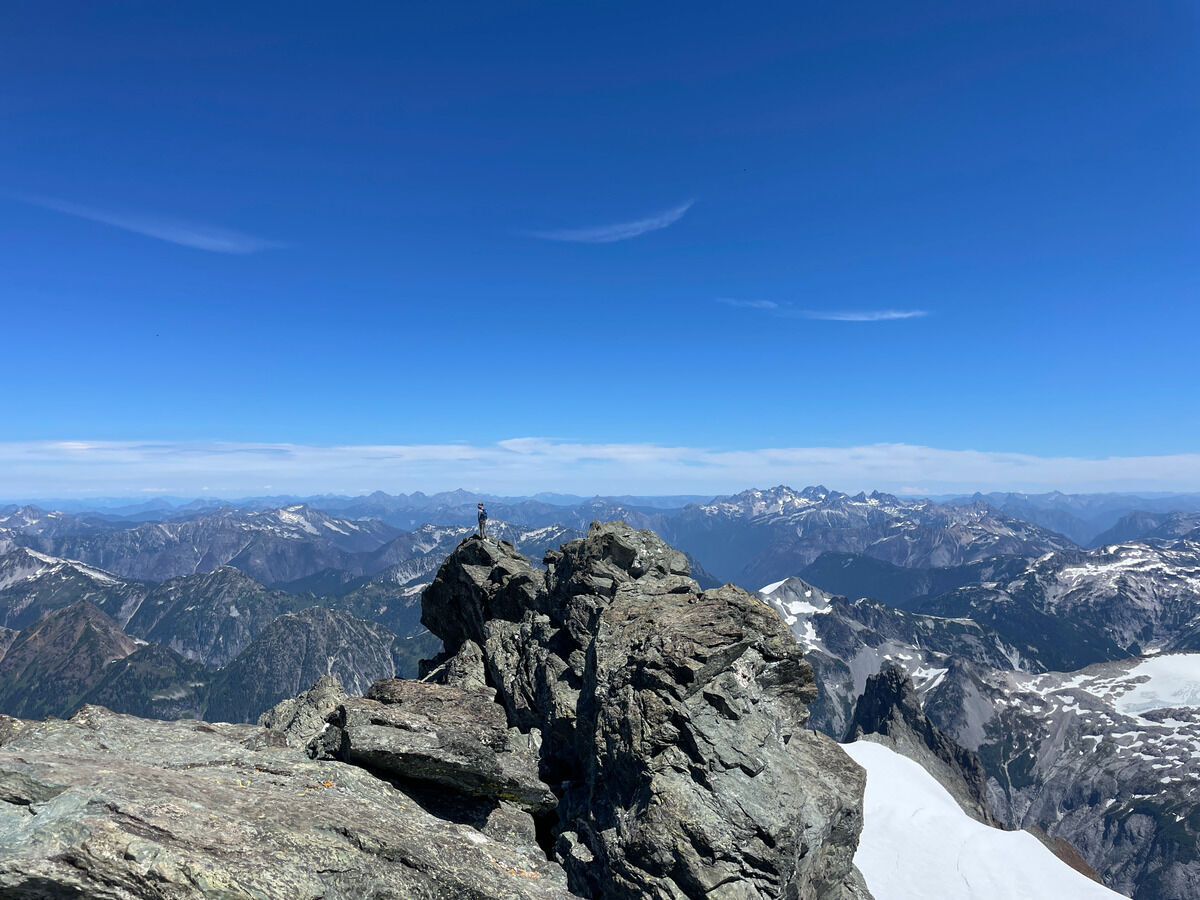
[477,502,488,539]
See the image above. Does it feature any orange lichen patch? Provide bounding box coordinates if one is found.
[490,857,542,878]
[301,780,337,793]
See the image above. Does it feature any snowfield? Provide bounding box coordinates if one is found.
[1113,653,1200,716]
[842,741,1125,900]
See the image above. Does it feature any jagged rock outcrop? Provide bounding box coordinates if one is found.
[258,673,348,747]
[421,523,870,899]
[844,663,996,826]
[0,705,570,898]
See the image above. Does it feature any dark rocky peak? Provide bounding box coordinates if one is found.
[543,519,694,598]
[845,663,995,826]
[420,521,870,900]
[0,600,137,719]
[420,534,547,652]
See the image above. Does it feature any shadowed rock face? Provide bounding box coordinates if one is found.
[421,522,870,900]
[845,663,996,826]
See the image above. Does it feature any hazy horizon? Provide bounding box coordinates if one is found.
[7,444,1200,508]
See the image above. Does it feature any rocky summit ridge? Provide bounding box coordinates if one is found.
[0,521,871,899]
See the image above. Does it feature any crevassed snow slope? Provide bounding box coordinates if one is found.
[842,741,1125,900]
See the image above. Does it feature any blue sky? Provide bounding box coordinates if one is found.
[3,2,1198,496]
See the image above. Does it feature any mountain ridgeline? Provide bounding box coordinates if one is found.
[4,487,1084,590]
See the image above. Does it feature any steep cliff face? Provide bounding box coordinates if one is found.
[419,522,870,899]
[845,664,995,826]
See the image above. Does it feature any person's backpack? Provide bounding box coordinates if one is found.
[478,507,488,521]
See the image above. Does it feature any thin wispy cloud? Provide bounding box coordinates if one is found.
[719,299,927,323]
[527,200,694,243]
[717,298,779,310]
[802,309,927,322]
[19,195,282,254]
[5,439,1200,498]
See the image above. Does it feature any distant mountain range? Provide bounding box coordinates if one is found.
[11,486,1200,543]
[942,490,1200,546]
[664,486,1077,584]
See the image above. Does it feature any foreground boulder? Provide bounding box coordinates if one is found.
[422,522,870,899]
[0,705,570,899]
[257,672,348,747]
[312,678,555,812]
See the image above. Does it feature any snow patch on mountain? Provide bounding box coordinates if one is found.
[274,506,321,536]
[0,548,123,590]
[843,740,1124,900]
[1111,654,1200,716]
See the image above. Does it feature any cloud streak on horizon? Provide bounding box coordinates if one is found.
[527,201,693,243]
[19,195,282,254]
[5,439,1200,499]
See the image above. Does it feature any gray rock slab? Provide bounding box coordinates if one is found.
[315,680,554,812]
[0,706,572,899]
